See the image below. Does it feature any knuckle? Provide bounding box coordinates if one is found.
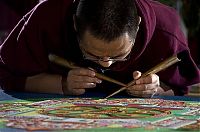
[149,74,155,83]
[69,69,82,76]
[126,88,135,95]
[152,74,159,82]
[82,77,89,82]
[85,77,95,82]
[128,85,135,89]
[91,77,97,82]
[79,83,86,88]
[78,68,86,75]
[88,69,95,75]
[68,70,74,76]
[144,84,148,90]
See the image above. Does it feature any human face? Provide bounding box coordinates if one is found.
[79,31,134,68]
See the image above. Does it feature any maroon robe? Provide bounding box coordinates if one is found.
[0,0,199,95]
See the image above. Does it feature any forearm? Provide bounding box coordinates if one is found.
[25,73,63,94]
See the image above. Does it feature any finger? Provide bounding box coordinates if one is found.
[70,89,85,95]
[127,84,155,91]
[127,83,159,95]
[72,75,102,84]
[73,82,97,89]
[133,89,156,95]
[127,88,157,97]
[136,74,159,84]
[142,88,158,98]
[69,68,96,77]
[133,71,142,80]
[88,67,97,72]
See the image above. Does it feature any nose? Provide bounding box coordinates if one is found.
[98,60,113,67]
[98,57,113,67]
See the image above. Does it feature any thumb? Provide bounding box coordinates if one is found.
[133,71,142,80]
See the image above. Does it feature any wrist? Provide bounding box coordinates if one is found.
[61,75,68,95]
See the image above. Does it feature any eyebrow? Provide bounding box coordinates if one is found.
[83,49,100,58]
[83,48,130,58]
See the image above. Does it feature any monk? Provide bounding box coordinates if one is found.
[0,0,199,97]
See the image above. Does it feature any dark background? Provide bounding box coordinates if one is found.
[0,0,199,66]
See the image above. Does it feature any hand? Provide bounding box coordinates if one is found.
[62,68,102,95]
[126,71,160,98]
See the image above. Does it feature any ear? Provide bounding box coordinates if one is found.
[136,16,141,32]
[138,16,141,25]
[73,14,78,32]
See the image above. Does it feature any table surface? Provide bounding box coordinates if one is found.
[1,89,200,101]
[0,88,200,132]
